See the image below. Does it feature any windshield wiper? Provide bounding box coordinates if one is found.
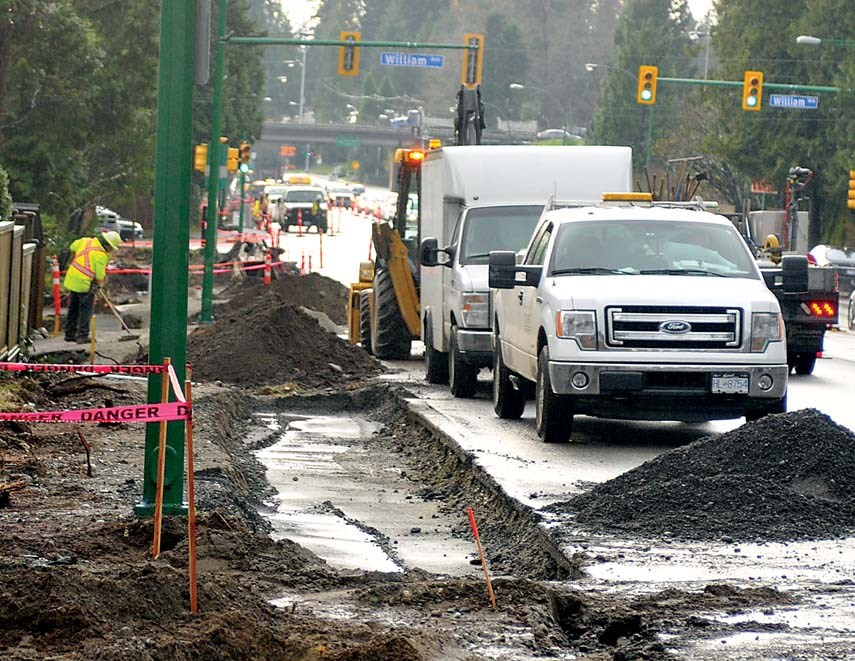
[639,268,727,277]
[551,267,632,275]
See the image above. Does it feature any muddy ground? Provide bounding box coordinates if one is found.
[0,363,802,660]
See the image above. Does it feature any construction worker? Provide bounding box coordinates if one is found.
[63,230,121,342]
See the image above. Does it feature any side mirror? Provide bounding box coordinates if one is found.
[489,251,517,289]
[442,244,456,267]
[524,266,543,287]
[420,237,439,267]
[782,254,809,293]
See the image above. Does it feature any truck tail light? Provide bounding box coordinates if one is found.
[807,301,836,317]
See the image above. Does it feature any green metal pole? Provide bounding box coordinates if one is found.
[644,105,653,169]
[135,0,195,517]
[200,0,228,324]
[238,171,245,233]
[658,76,840,93]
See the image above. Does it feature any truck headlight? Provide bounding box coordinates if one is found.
[461,292,490,328]
[556,310,597,350]
[750,312,785,352]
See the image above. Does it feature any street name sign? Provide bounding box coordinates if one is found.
[380,52,444,68]
[769,94,818,110]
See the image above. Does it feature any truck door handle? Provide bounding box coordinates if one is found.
[536,296,543,303]
[517,291,524,304]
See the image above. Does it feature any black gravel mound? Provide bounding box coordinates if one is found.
[551,409,855,542]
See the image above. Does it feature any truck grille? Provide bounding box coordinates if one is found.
[606,306,742,350]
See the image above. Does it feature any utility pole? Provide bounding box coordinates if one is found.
[136,0,196,517]
[200,0,228,324]
[298,35,308,124]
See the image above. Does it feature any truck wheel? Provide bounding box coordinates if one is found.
[449,325,478,398]
[370,268,412,360]
[424,319,449,384]
[848,302,854,330]
[794,353,817,375]
[745,394,787,422]
[493,335,525,419]
[359,290,373,355]
[535,346,572,443]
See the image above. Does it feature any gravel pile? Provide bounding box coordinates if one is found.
[187,290,380,389]
[226,272,349,325]
[552,409,855,541]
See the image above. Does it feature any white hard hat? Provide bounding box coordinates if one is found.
[101,230,121,250]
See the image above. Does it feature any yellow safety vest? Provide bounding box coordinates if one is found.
[63,237,108,293]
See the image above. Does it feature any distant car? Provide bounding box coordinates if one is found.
[535,128,583,141]
[95,206,143,241]
[848,290,855,330]
[327,187,354,209]
[350,184,366,197]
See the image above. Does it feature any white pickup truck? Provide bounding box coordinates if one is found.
[489,195,790,442]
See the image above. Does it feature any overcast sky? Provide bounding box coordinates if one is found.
[282,0,716,31]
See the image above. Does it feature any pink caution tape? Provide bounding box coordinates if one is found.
[0,362,166,375]
[0,401,191,424]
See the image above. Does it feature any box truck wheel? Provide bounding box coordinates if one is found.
[535,346,572,443]
[359,290,373,355]
[370,268,412,360]
[493,334,525,419]
[449,325,478,398]
[424,317,449,384]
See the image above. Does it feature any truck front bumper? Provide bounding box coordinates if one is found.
[548,361,789,421]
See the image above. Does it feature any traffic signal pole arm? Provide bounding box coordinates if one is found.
[224,36,478,51]
[657,76,840,93]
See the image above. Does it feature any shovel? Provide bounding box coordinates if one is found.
[97,289,141,341]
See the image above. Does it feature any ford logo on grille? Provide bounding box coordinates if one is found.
[660,320,691,334]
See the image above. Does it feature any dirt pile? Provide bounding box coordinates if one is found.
[187,289,380,389]
[553,409,855,541]
[226,272,349,325]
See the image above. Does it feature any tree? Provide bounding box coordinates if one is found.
[591,0,694,168]
[0,164,11,220]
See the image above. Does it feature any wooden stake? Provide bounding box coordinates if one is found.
[467,506,497,608]
[151,356,171,559]
[185,375,198,613]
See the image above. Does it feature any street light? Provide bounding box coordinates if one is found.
[584,63,653,168]
[508,82,568,144]
[797,34,855,47]
[689,22,712,80]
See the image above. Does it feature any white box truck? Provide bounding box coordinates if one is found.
[419,145,633,397]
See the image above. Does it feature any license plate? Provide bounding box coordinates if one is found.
[711,373,749,394]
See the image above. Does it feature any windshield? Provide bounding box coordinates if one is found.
[549,219,759,279]
[265,186,287,197]
[459,205,543,265]
[286,190,322,203]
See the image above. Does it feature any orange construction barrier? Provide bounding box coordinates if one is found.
[297,209,303,237]
[264,251,272,285]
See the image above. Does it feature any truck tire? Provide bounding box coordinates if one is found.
[849,301,854,330]
[359,290,373,355]
[493,334,525,419]
[449,325,478,398]
[745,394,787,422]
[794,352,817,375]
[370,268,412,360]
[535,345,572,443]
[424,318,449,384]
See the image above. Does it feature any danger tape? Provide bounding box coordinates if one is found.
[0,362,166,375]
[0,401,191,424]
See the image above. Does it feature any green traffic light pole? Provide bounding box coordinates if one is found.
[238,169,246,234]
[225,37,478,50]
[658,76,840,94]
[200,0,228,325]
[135,0,196,516]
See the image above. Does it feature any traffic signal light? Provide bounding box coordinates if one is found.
[193,144,208,172]
[338,31,361,77]
[226,147,239,172]
[461,33,484,88]
[848,170,855,210]
[742,70,763,111]
[239,141,251,164]
[637,65,658,105]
